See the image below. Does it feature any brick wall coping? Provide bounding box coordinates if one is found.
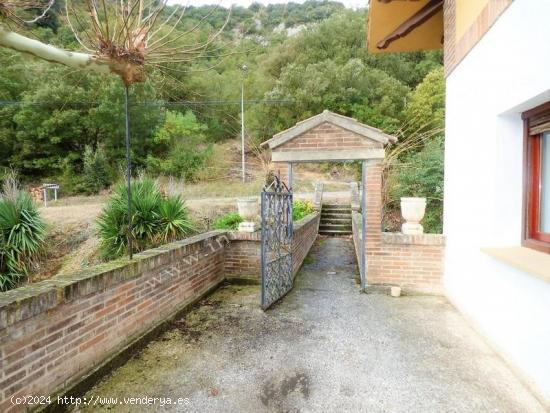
[381,232,445,246]
[351,212,445,245]
[0,230,228,330]
[0,212,322,330]
[294,212,320,230]
[228,231,261,241]
[228,212,320,242]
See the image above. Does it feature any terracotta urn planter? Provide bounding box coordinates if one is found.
[400,197,426,235]
[237,198,259,232]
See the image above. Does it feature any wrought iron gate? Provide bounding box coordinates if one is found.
[261,176,293,310]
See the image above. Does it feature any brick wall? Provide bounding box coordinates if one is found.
[276,122,382,152]
[0,208,320,412]
[273,122,383,175]
[224,212,320,280]
[444,0,513,76]
[352,212,445,295]
[0,231,229,412]
[291,213,320,276]
[225,232,261,278]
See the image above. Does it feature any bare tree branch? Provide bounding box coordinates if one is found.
[1,0,234,85]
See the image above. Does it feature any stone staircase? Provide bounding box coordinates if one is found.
[319,203,352,236]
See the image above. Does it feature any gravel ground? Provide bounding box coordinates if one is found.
[79,237,545,413]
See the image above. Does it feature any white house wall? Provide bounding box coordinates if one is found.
[444,0,550,404]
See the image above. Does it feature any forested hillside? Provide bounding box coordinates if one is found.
[0,1,444,229]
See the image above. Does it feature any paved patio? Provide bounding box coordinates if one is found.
[82,237,545,412]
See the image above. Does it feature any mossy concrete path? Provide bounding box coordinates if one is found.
[81,237,545,412]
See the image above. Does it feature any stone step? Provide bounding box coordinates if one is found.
[318,229,352,235]
[321,213,352,220]
[320,217,352,224]
[319,225,351,233]
[322,209,352,215]
[321,210,351,215]
[322,205,351,211]
[320,221,352,227]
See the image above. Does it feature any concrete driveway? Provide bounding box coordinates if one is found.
[81,237,546,412]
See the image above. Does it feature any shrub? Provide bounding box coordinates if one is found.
[386,136,444,233]
[0,173,47,291]
[97,177,194,259]
[82,145,111,194]
[293,200,314,221]
[57,146,112,196]
[146,111,212,182]
[213,212,243,230]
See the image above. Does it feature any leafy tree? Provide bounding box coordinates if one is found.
[82,145,112,195]
[247,58,409,143]
[4,67,161,182]
[146,111,212,182]
[0,2,445,189]
[404,67,445,133]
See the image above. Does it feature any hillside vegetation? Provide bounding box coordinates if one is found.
[0,1,444,231]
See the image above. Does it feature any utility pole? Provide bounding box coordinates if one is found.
[241,64,248,182]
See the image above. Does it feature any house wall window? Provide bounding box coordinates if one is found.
[523,103,550,253]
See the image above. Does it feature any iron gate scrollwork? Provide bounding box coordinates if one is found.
[261,176,293,310]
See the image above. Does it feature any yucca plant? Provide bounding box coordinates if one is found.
[0,174,46,291]
[158,196,194,244]
[97,177,194,260]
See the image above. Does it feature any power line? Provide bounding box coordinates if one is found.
[0,99,292,108]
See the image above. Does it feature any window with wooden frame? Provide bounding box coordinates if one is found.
[522,102,550,253]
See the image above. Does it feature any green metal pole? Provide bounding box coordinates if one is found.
[124,85,133,260]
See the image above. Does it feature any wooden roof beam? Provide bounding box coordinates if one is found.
[376,0,443,50]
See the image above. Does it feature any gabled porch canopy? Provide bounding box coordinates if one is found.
[261,110,397,163]
[367,0,443,54]
[262,110,397,291]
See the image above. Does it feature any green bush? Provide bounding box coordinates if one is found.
[82,145,112,194]
[97,177,194,259]
[293,200,314,221]
[213,212,243,230]
[0,174,47,291]
[146,111,212,182]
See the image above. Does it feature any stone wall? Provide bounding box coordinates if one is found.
[224,212,320,280]
[0,232,229,412]
[352,213,445,295]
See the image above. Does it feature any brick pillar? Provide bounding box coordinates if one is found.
[365,161,383,276]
